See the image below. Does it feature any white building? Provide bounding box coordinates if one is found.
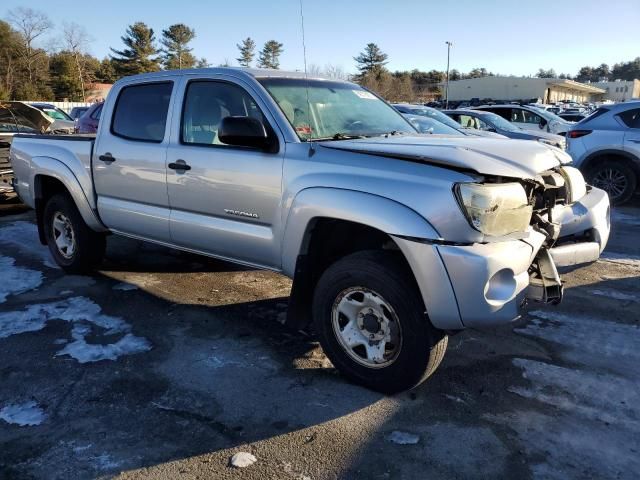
[441,76,605,104]
[590,79,640,102]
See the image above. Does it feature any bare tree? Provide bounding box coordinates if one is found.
[62,22,93,100]
[323,64,347,80]
[7,7,52,84]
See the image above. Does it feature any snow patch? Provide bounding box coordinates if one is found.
[520,310,640,377]
[0,221,57,268]
[588,289,638,302]
[0,255,42,303]
[90,453,122,471]
[386,430,420,445]
[0,296,151,362]
[599,251,640,268]
[503,310,640,479]
[0,401,45,426]
[113,282,138,291]
[230,452,257,468]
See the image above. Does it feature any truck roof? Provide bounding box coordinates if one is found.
[115,67,344,85]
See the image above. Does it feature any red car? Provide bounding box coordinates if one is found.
[75,102,103,134]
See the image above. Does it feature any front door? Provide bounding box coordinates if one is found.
[93,81,175,242]
[166,78,285,269]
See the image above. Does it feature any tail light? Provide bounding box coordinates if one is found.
[567,130,592,139]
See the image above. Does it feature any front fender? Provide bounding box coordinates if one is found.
[31,156,107,232]
[280,187,440,276]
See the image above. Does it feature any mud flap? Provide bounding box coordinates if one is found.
[527,248,564,305]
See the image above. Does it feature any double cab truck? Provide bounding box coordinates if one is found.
[10,69,610,393]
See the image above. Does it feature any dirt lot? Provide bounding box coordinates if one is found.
[0,197,638,480]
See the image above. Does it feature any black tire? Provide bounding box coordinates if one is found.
[587,160,637,206]
[43,193,106,273]
[312,250,447,394]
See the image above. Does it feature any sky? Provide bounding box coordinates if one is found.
[3,0,639,76]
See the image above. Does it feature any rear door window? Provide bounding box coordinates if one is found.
[619,108,640,129]
[111,82,173,142]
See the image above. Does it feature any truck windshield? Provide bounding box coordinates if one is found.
[258,78,416,141]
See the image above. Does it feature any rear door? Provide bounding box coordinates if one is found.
[165,76,285,269]
[93,80,176,241]
[620,108,640,158]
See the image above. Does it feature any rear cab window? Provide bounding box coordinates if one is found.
[111,82,173,142]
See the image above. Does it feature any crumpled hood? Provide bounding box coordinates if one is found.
[320,135,566,179]
[0,101,54,132]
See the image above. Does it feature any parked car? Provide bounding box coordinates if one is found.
[444,109,566,149]
[0,102,53,196]
[29,102,75,134]
[69,106,89,120]
[567,101,640,204]
[75,102,103,134]
[392,104,505,138]
[10,69,610,393]
[474,104,573,135]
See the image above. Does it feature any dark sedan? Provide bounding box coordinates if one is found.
[75,102,103,134]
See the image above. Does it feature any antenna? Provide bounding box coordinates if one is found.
[299,0,314,149]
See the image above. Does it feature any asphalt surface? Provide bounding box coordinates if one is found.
[0,195,639,480]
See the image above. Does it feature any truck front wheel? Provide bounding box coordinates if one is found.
[312,250,448,394]
[43,193,106,273]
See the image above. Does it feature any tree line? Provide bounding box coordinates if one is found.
[1,7,639,103]
[0,8,286,101]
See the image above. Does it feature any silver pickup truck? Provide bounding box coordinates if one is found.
[10,68,610,393]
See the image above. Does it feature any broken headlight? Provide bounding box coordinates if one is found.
[455,182,533,237]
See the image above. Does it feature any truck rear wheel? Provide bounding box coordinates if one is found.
[43,193,105,273]
[312,250,447,394]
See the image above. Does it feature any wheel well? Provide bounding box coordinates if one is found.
[34,176,69,245]
[286,218,412,331]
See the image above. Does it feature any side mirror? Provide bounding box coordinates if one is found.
[486,127,497,133]
[538,118,548,129]
[218,116,270,150]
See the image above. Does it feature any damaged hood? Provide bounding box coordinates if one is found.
[320,135,568,179]
[0,101,54,133]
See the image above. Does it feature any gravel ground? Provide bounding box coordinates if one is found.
[0,198,638,480]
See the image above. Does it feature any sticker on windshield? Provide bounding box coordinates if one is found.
[353,90,377,100]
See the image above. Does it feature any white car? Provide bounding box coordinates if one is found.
[474,105,573,135]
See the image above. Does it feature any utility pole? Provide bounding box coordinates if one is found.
[445,41,453,109]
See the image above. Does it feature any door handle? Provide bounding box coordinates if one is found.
[628,139,640,143]
[168,160,191,171]
[98,153,115,162]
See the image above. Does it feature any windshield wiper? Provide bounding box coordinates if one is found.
[332,132,368,140]
[310,133,368,141]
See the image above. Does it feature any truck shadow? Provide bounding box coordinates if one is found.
[1,211,639,478]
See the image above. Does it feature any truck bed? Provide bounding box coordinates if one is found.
[10,134,96,206]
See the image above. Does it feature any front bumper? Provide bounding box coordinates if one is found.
[394,185,610,330]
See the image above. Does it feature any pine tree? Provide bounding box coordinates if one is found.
[354,43,388,75]
[161,23,196,70]
[110,22,161,76]
[236,37,256,67]
[257,40,283,69]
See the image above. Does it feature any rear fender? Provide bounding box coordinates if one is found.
[32,156,107,233]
